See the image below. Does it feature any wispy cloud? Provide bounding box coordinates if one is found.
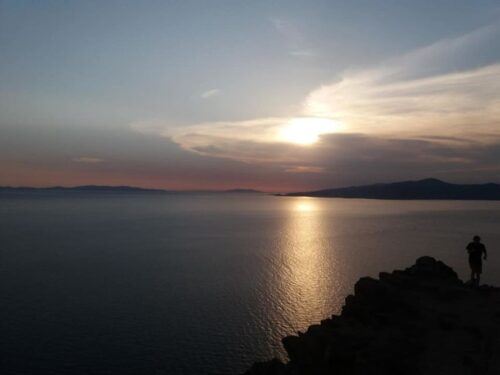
[270,17,315,58]
[303,23,500,140]
[271,18,302,42]
[170,117,294,162]
[200,88,221,99]
[305,63,500,139]
[73,156,104,163]
[285,166,326,174]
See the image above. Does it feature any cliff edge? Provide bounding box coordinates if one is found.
[244,257,500,375]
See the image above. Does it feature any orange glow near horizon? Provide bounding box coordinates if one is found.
[0,162,316,192]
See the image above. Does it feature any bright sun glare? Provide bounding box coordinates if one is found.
[279,117,341,145]
[293,198,317,212]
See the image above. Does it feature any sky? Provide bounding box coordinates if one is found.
[1,0,499,191]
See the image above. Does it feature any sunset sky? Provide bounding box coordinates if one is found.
[1,0,499,191]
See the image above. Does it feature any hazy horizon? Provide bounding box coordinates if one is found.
[1,1,500,191]
[2,176,500,194]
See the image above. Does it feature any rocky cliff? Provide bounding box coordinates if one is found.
[244,257,500,375]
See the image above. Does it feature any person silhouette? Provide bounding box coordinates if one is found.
[466,235,487,286]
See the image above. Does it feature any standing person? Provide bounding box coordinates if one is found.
[466,235,487,286]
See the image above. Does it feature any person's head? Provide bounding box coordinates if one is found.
[473,235,481,243]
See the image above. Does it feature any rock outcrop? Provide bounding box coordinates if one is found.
[244,257,500,375]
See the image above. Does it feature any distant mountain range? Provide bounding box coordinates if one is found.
[6,180,500,199]
[0,185,263,194]
[0,185,166,194]
[282,178,500,200]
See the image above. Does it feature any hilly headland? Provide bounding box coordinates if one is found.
[282,178,500,200]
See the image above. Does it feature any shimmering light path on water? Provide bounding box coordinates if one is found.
[1,193,499,374]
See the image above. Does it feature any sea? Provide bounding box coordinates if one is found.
[1,192,500,374]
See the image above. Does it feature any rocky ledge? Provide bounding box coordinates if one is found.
[244,257,500,375]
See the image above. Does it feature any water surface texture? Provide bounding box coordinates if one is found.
[1,193,500,374]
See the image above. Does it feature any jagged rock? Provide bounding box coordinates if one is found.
[243,257,500,375]
[407,256,459,281]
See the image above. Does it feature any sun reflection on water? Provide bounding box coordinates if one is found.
[272,197,336,332]
[292,199,318,213]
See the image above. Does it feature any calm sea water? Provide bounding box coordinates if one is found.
[1,193,500,374]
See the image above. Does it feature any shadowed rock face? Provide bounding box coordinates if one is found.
[244,257,500,375]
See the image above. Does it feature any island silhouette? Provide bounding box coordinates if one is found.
[282,178,500,200]
[0,186,263,194]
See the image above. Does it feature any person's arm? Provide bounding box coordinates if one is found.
[483,245,488,260]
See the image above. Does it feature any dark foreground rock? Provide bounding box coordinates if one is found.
[244,257,500,375]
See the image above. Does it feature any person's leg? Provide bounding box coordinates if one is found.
[476,263,483,286]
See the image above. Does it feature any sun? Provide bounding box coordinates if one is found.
[278,117,341,145]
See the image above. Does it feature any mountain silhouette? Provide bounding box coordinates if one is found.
[283,178,500,200]
[0,185,168,193]
[0,185,263,194]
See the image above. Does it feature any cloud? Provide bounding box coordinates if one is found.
[285,166,326,174]
[132,22,500,185]
[170,117,297,163]
[270,17,315,58]
[271,18,303,42]
[305,64,500,139]
[73,156,104,163]
[172,127,499,178]
[311,133,500,183]
[200,88,221,99]
[303,23,500,140]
